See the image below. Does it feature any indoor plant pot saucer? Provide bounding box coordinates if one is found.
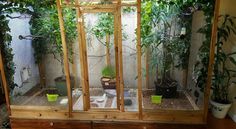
[210,99,232,119]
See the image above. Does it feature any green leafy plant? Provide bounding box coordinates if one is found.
[92,13,114,46]
[193,0,216,103]
[0,0,33,92]
[30,6,76,64]
[101,65,116,79]
[211,15,236,104]
[141,0,193,87]
[27,2,77,78]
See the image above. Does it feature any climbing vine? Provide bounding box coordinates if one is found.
[0,0,32,92]
[29,1,77,64]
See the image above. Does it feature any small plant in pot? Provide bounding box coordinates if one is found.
[210,15,236,119]
[101,65,116,89]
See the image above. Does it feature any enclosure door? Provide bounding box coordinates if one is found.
[76,8,121,111]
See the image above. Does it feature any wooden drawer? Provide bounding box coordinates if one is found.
[93,122,205,129]
[11,119,91,129]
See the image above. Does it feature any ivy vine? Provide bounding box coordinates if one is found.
[0,0,32,92]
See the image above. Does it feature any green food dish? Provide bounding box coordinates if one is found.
[151,95,162,104]
[47,94,59,102]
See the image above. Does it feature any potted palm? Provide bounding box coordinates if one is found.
[141,1,183,98]
[210,15,236,119]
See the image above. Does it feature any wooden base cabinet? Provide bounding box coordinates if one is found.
[10,119,91,129]
[11,119,206,129]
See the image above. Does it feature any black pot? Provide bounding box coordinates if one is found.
[101,77,116,89]
[155,80,177,98]
[54,76,74,96]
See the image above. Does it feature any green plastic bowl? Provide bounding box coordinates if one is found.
[151,95,162,104]
[46,94,59,102]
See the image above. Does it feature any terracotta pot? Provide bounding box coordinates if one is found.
[100,77,116,89]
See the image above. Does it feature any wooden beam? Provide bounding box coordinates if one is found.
[0,49,11,115]
[114,11,121,111]
[117,0,124,112]
[75,0,90,111]
[204,0,221,122]
[80,11,91,110]
[80,4,117,9]
[10,107,205,124]
[56,0,72,117]
[81,8,115,13]
[136,0,142,120]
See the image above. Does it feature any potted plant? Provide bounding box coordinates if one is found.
[141,1,182,98]
[30,5,77,96]
[210,15,236,119]
[100,65,116,89]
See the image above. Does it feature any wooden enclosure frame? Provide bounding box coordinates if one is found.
[0,0,221,125]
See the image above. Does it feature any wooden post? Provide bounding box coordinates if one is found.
[114,12,121,111]
[75,0,90,111]
[145,48,149,89]
[56,0,72,117]
[117,0,124,112]
[0,49,11,115]
[137,0,143,120]
[106,34,111,66]
[204,0,221,122]
[81,14,91,110]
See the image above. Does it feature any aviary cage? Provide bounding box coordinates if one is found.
[0,0,221,128]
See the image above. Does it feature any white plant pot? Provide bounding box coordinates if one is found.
[210,99,232,119]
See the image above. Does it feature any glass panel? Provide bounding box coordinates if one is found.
[82,13,117,109]
[141,2,204,111]
[122,7,138,111]
[9,8,78,110]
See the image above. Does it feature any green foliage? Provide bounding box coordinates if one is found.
[102,65,116,79]
[92,13,114,42]
[211,15,236,104]
[0,0,33,92]
[141,0,194,82]
[193,0,216,103]
[122,7,135,14]
[30,3,77,64]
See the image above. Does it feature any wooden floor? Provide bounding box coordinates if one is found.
[206,114,236,129]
